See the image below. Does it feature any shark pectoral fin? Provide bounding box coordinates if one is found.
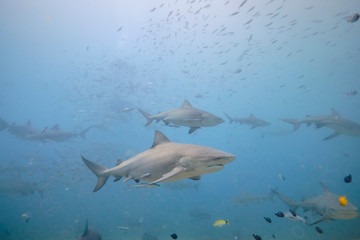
[250,125,257,129]
[189,127,200,134]
[150,167,185,184]
[323,132,341,140]
[123,176,132,183]
[309,215,333,226]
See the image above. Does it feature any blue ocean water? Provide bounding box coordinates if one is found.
[0,0,359,239]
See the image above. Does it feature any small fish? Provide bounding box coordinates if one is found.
[344,90,357,96]
[275,212,284,217]
[278,173,285,181]
[213,219,229,227]
[344,174,352,183]
[234,234,238,240]
[252,234,262,240]
[272,234,276,239]
[347,13,360,23]
[170,233,178,239]
[315,226,323,234]
[122,107,134,112]
[339,196,348,206]
[264,217,272,223]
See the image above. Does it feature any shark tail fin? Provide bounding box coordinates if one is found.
[223,112,234,124]
[81,155,110,192]
[271,188,299,212]
[79,126,93,139]
[138,109,153,126]
[279,118,301,132]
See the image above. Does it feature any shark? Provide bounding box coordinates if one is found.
[314,110,360,140]
[231,190,275,205]
[25,124,93,142]
[271,183,359,226]
[82,130,235,191]
[0,178,50,198]
[224,112,270,129]
[279,108,339,132]
[80,219,102,240]
[138,100,224,134]
[6,120,41,138]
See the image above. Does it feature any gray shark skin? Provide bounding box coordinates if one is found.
[138,100,224,134]
[272,183,359,226]
[314,110,360,140]
[224,112,270,129]
[231,190,274,205]
[0,178,50,198]
[279,108,339,132]
[82,130,235,191]
[80,219,102,240]
[7,120,41,138]
[0,118,8,131]
[25,124,93,142]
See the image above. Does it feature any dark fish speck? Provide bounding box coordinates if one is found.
[344,174,352,183]
[252,234,262,240]
[275,211,284,217]
[289,209,297,217]
[315,226,323,234]
[170,233,178,239]
[264,217,272,223]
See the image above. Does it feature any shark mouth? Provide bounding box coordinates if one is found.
[208,164,224,168]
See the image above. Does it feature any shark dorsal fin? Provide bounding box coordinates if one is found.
[83,218,89,236]
[116,159,123,166]
[151,130,171,148]
[249,114,255,118]
[331,108,341,117]
[182,99,193,108]
[51,124,60,130]
[320,182,331,193]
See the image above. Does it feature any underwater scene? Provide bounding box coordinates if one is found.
[0,0,360,239]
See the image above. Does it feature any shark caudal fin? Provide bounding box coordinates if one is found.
[279,118,301,132]
[138,109,154,126]
[271,188,300,212]
[223,112,234,124]
[81,155,110,192]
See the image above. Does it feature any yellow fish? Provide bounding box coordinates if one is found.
[213,219,229,227]
[339,196,348,206]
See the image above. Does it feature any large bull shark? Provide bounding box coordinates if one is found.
[82,130,235,191]
[279,108,339,132]
[272,183,359,226]
[25,124,93,142]
[7,120,41,138]
[224,112,270,129]
[80,219,102,240]
[138,100,224,134]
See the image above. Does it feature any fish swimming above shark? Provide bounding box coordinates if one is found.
[138,100,224,134]
[82,130,236,191]
[231,190,275,205]
[25,124,93,142]
[271,183,359,226]
[0,178,50,198]
[279,108,339,132]
[80,219,102,240]
[224,112,270,129]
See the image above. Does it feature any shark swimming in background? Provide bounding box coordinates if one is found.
[279,108,339,132]
[80,219,102,240]
[25,124,93,142]
[231,190,275,205]
[138,99,224,134]
[279,108,360,140]
[82,130,235,191]
[6,120,41,138]
[0,178,50,198]
[272,183,359,226]
[223,112,270,129]
[0,118,8,131]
